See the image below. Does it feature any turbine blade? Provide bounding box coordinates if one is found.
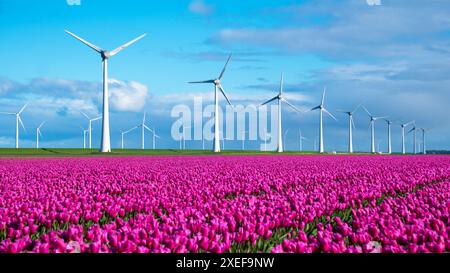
[362,106,371,116]
[321,87,326,106]
[80,111,90,120]
[218,53,232,80]
[18,116,26,132]
[352,103,363,114]
[218,85,232,106]
[261,96,278,106]
[279,72,284,95]
[351,117,356,130]
[65,30,103,53]
[283,99,302,114]
[109,33,147,57]
[188,80,215,84]
[38,121,46,130]
[323,108,338,121]
[18,103,28,114]
[310,105,321,111]
[92,116,102,122]
[143,112,147,124]
[0,112,15,115]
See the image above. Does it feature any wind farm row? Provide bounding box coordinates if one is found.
[0,30,430,155]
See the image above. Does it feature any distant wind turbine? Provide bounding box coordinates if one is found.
[139,112,153,150]
[150,127,160,150]
[310,87,337,153]
[337,104,361,153]
[65,30,146,153]
[36,121,45,149]
[79,126,89,149]
[189,54,233,153]
[121,126,139,149]
[384,119,393,154]
[298,129,308,152]
[0,103,28,149]
[362,106,387,154]
[261,73,302,153]
[81,112,101,149]
[408,122,417,154]
[400,121,414,154]
[420,128,429,155]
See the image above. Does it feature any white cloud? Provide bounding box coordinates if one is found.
[109,79,149,112]
[188,0,214,16]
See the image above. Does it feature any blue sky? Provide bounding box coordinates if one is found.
[0,0,449,151]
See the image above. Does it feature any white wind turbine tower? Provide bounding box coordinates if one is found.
[310,87,337,153]
[384,119,393,154]
[420,128,429,155]
[337,104,361,154]
[408,122,417,154]
[362,106,387,154]
[79,126,89,149]
[65,30,146,153]
[81,112,102,149]
[261,73,302,153]
[189,54,233,153]
[0,103,28,149]
[36,122,45,149]
[139,112,153,150]
[150,127,160,150]
[400,121,414,154]
[298,129,308,152]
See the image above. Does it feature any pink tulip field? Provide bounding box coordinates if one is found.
[0,155,449,253]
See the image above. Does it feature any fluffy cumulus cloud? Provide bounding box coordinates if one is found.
[188,0,214,16]
[109,79,148,112]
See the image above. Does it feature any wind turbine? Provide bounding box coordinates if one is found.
[420,128,429,155]
[150,127,160,150]
[36,122,45,149]
[337,104,361,153]
[189,54,233,153]
[408,122,417,154]
[0,103,28,149]
[139,112,153,150]
[121,126,138,149]
[400,121,414,154]
[310,87,337,153]
[261,73,302,153]
[79,126,89,149]
[81,112,102,149]
[362,106,387,154]
[298,129,308,152]
[384,119,393,154]
[65,30,146,153]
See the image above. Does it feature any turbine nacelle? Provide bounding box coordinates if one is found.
[213,79,221,85]
[101,50,111,60]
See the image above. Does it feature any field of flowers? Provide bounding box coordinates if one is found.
[0,155,449,253]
